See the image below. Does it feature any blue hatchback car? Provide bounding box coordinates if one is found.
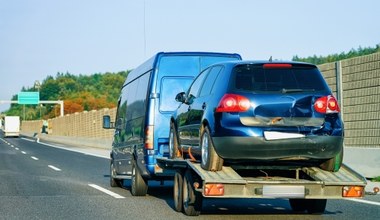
[169,60,344,172]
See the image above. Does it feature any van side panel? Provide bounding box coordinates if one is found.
[145,54,242,175]
[113,52,241,179]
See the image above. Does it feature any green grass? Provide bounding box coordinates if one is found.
[372,176,380,182]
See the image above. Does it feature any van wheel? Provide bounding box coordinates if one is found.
[200,127,223,171]
[131,159,148,196]
[173,170,184,212]
[320,149,343,172]
[169,123,181,159]
[182,170,202,216]
[110,161,121,187]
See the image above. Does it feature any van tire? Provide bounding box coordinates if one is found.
[131,159,148,196]
[110,161,122,187]
[169,123,181,159]
[200,127,223,171]
[320,149,343,172]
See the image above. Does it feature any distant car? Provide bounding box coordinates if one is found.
[169,60,344,172]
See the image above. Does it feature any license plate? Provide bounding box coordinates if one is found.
[263,185,305,198]
[264,131,305,141]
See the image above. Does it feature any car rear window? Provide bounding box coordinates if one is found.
[233,64,329,93]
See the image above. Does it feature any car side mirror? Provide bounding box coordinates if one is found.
[175,92,186,103]
[103,115,115,129]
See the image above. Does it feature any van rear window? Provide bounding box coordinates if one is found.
[160,77,193,112]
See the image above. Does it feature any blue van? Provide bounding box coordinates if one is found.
[103,52,242,196]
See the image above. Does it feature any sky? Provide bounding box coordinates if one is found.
[1,0,379,112]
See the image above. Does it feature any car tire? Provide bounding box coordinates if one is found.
[320,149,343,172]
[131,159,148,196]
[200,127,223,172]
[169,123,180,159]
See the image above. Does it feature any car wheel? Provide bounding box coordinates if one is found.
[131,159,148,196]
[320,149,343,172]
[169,123,181,159]
[200,127,223,171]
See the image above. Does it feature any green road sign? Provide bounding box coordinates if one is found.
[18,92,40,105]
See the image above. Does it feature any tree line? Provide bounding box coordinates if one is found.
[5,71,129,120]
[292,44,380,65]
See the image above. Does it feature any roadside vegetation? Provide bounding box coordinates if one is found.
[5,71,129,120]
[292,44,380,65]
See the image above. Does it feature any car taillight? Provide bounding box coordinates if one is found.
[314,95,340,114]
[216,94,250,113]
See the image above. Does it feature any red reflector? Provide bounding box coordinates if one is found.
[263,63,292,69]
[216,94,250,113]
[204,183,224,196]
[343,186,364,197]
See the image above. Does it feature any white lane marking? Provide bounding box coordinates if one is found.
[38,142,109,159]
[21,151,26,154]
[48,165,62,171]
[15,147,19,150]
[347,198,380,206]
[31,156,39,160]
[88,184,125,199]
[21,137,35,142]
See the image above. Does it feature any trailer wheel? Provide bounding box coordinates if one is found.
[289,199,307,212]
[173,170,184,212]
[131,159,148,196]
[169,123,180,159]
[110,160,122,187]
[182,170,202,216]
[320,149,343,172]
[306,199,327,214]
[200,127,223,171]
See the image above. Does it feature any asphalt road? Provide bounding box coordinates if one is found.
[1,135,379,220]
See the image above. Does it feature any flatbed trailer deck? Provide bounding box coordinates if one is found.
[156,158,367,216]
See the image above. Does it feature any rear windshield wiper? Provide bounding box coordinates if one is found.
[281,88,315,93]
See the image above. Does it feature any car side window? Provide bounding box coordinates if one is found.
[199,66,223,97]
[187,68,211,99]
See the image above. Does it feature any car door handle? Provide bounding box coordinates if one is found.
[202,103,206,109]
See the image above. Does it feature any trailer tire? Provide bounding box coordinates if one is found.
[182,170,202,216]
[131,159,148,196]
[289,199,307,212]
[110,161,122,187]
[173,170,184,212]
[169,123,180,159]
[200,127,223,172]
[320,149,343,172]
[306,199,327,214]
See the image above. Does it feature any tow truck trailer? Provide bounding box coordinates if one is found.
[157,158,367,216]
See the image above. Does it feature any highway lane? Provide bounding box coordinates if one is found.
[1,135,379,219]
